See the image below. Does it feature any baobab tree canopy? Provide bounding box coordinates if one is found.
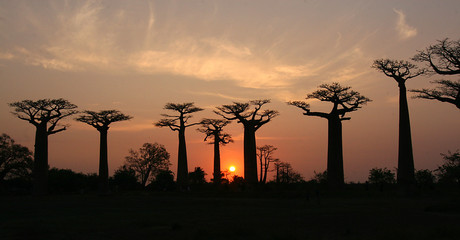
[155,103,204,131]
[215,99,279,184]
[197,119,233,145]
[289,82,371,120]
[411,38,460,109]
[9,98,78,135]
[76,110,132,131]
[155,102,203,186]
[413,38,460,75]
[289,83,370,188]
[372,59,425,84]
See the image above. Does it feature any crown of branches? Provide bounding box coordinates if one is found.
[9,98,78,134]
[288,82,371,120]
[76,110,132,131]
[197,119,233,145]
[155,102,204,131]
[214,99,279,129]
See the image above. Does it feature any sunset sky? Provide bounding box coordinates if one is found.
[1,0,459,182]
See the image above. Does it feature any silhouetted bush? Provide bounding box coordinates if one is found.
[110,166,140,191]
[436,150,460,186]
[48,168,89,193]
[415,169,436,187]
[148,170,176,191]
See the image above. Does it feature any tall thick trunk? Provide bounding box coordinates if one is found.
[243,125,258,184]
[98,129,109,194]
[327,116,344,189]
[213,139,221,184]
[177,128,188,186]
[33,124,48,195]
[397,83,415,186]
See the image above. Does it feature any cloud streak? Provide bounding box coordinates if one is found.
[394,9,417,40]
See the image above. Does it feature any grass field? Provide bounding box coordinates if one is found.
[1,190,459,240]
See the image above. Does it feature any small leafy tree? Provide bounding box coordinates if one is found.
[111,166,139,191]
[123,143,171,187]
[436,150,460,185]
[0,134,33,184]
[188,167,207,185]
[311,170,328,184]
[151,170,175,191]
[275,162,304,184]
[415,169,436,187]
[257,145,278,184]
[368,168,396,185]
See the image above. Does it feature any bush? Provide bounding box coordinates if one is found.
[368,168,395,185]
[436,150,460,185]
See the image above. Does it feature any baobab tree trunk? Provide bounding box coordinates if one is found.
[33,124,49,195]
[397,83,415,186]
[98,129,109,194]
[177,129,188,187]
[243,126,258,184]
[213,139,221,184]
[327,116,344,189]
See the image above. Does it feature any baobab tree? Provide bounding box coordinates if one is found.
[197,119,233,184]
[8,98,78,195]
[155,103,203,186]
[215,100,279,184]
[411,38,460,109]
[257,145,278,184]
[76,110,132,194]
[410,80,460,109]
[372,59,425,187]
[289,83,370,188]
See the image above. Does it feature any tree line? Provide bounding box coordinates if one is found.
[3,38,459,195]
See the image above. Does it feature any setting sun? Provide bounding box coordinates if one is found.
[229,166,236,172]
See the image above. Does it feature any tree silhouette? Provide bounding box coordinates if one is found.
[412,38,460,109]
[372,59,424,187]
[123,142,170,187]
[215,100,279,184]
[197,119,233,184]
[289,83,370,188]
[413,38,460,75]
[155,103,203,187]
[274,161,304,183]
[257,145,278,184]
[410,80,460,109]
[0,134,33,184]
[8,98,78,195]
[76,110,132,194]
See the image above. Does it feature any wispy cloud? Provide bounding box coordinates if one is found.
[393,9,417,40]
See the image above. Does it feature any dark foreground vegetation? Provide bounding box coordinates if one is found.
[1,184,460,240]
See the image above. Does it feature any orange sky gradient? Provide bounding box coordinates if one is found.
[1,0,459,182]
